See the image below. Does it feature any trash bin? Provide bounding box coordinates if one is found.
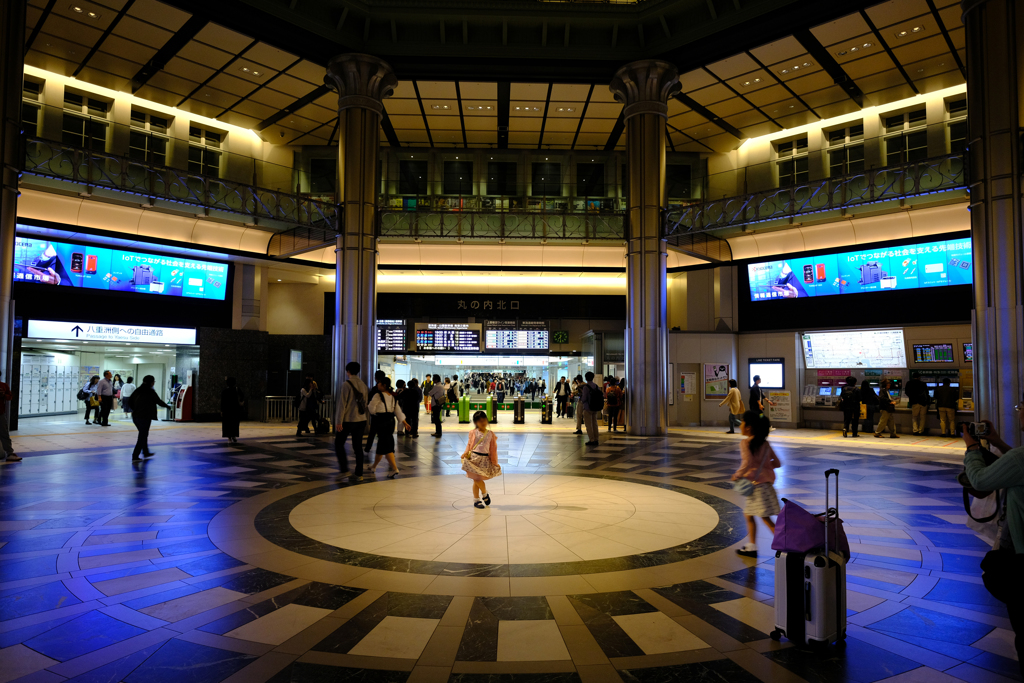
[540,397,553,424]
[459,395,470,423]
[513,396,525,424]
[487,395,497,423]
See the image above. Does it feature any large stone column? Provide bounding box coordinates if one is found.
[0,0,25,400]
[962,0,1024,446]
[610,61,680,436]
[324,54,397,396]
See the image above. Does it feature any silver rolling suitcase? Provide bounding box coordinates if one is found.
[771,468,847,645]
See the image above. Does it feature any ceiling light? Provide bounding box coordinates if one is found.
[791,65,800,70]
[86,11,98,18]
[837,50,847,56]
[912,25,923,32]
[802,62,810,67]
[780,69,789,74]
[71,5,82,11]
[567,107,574,112]
[277,279,281,281]
[863,42,872,48]
[849,46,859,52]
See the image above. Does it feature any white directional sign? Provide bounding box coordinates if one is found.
[27,320,197,345]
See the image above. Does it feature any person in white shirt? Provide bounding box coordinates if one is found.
[96,371,114,426]
[369,379,410,478]
[120,377,137,416]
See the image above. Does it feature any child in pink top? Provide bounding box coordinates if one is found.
[730,410,782,558]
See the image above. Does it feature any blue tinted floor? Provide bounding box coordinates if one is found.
[0,423,1018,683]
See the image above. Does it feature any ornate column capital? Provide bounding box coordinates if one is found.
[609,60,681,119]
[324,53,398,115]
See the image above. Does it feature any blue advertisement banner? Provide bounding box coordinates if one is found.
[13,236,228,300]
[746,237,972,302]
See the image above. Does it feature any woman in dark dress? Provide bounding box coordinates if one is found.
[220,377,245,443]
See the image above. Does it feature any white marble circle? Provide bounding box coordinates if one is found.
[289,474,719,565]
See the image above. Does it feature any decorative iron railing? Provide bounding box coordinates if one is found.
[267,225,340,257]
[22,138,339,230]
[663,152,967,236]
[377,209,626,241]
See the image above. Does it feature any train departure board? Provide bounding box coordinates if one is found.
[414,323,482,352]
[485,320,549,350]
[913,343,954,363]
[377,319,407,352]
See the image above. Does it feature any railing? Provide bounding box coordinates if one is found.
[663,152,966,235]
[378,209,626,241]
[261,395,335,424]
[22,138,340,230]
[267,225,340,257]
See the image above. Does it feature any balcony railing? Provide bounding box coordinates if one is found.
[663,152,967,236]
[22,138,339,230]
[378,209,626,241]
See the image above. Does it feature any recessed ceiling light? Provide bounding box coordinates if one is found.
[917,68,925,73]
[780,69,789,74]
[71,5,82,11]
[837,50,847,56]
[912,25,923,32]
[850,46,859,52]
[863,42,872,48]
[898,30,908,36]
[802,62,810,67]
[86,10,98,18]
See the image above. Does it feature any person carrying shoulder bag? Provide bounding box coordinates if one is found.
[962,394,1024,676]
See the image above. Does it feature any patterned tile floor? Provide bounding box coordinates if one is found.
[0,418,1017,683]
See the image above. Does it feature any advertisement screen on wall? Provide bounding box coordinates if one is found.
[746,237,972,302]
[13,236,229,300]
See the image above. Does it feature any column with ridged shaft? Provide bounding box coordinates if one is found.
[610,61,680,436]
[324,54,397,398]
[961,0,1023,445]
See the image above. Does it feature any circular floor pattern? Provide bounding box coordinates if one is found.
[287,474,719,565]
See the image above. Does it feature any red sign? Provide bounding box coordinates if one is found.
[816,369,851,377]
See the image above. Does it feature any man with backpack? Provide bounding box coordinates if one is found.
[838,376,862,438]
[580,371,603,446]
[336,362,369,480]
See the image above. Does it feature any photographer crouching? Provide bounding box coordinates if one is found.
[961,397,1024,675]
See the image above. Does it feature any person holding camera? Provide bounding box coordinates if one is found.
[962,397,1024,674]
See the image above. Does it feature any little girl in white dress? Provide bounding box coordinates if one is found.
[461,410,502,508]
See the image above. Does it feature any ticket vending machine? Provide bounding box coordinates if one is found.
[174,385,193,421]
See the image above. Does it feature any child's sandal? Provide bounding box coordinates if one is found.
[473,500,485,509]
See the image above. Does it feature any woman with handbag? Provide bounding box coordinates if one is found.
[368,379,410,479]
[719,379,744,434]
[80,375,100,425]
[730,410,782,558]
[461,410,502,508]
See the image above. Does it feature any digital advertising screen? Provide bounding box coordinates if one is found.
[746,237,972,302]
[748,358,785,388]
[13,236,229,300]
[963,342,973,362]
[802,329,907,368]
[913,343,954,363]
[414,323,481,352]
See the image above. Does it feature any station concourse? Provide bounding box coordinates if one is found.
[0,0,1022,681]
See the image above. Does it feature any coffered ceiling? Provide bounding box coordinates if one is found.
[24,0,965,152]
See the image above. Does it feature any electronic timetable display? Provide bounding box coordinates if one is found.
[802,329,907,368]
[414,323,482,352]
[747,237,972,302]
[376,319,407,352]
[913,343,955,363]
[484,320,549,351]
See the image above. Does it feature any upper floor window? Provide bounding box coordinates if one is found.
[884,107,927,166]
[64,92,109,117]
[188,126,221,177]
[576,163,605,197]
[309,158,336,195]
[827,123,864,176]
[128,110,169,166]
[532,162,561,196]
[947,98,967,154]
[23,81,41,101]
[398,159,428,195]
[61,91,109,151]
[776,136,808,187]
[486,161,517,196]
[443,160,473,195]
[22,82,41,138]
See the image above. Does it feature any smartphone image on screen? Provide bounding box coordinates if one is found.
[85,255,97,274]
[71,252,84,273]
[803,265,814,283]
[816,264,826,282]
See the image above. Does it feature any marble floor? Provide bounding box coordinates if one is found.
[0,424,1017,683]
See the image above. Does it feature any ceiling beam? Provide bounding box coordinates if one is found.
[570,84,595,150]
[604,110,624,151]
[672,92,745,140]
[130,14,207,93]
[24,0,57,56]
[667,122,715,153]
[176,38,258,108]
[380,106,400,147]
[792,28,865,107]
[73,0,136,77]
[536,83,553,150]
[744,50,821,120]
[701,66,783,130]
[410,81,434,147]
[924,0,965,79]
[215,56,302,118]
[256,84,331,132]
[454,82,468,148]
[857,11,919,95]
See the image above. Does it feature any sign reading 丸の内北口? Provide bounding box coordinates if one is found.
[13,234,229,300]
[26,320,197,345]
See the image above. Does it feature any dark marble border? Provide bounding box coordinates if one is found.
[253,473,746,578]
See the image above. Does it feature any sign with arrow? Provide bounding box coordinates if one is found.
[26,320,197,345]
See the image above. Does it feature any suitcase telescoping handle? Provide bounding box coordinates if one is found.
[824,468,839,566]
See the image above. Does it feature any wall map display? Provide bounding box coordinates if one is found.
[802,329,907,368]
